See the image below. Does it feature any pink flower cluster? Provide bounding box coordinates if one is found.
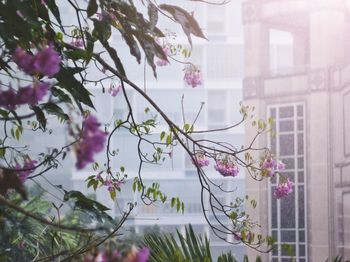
[274,178,293,199]
[184,66,202,88]
[214,159,239,177]
[104,179,121,192]
[156,47,170,67]
[108,83,121,97]
[0,82,49,109]
[13,45,61,77]
[71,38,84,48]
[75,115,107,170]
[193,154,210,167]
[261,154,285,177]
[16,159,38,183]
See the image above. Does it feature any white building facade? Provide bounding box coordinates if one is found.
[243,0,350,261]
[70,0,247,259]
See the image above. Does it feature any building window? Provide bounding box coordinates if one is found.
[342,192,350,256]
[269,29,294,76]
[208,90,227,129]
[206,5,226,36]
[268,103,307,261]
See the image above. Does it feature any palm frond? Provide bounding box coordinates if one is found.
[143,224,212,262]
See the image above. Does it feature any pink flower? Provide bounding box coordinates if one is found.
[261,154,285,177]
[274,178,293,199]
[155,47,170,67]
[184,66,202,88]
[136,248,150,262]
[71,38,84,48]
[13,47,35,75]
[0,82,50,109]
[19,82,50,104]
[0,87,17,110]
[17,159,38,182]
[156,59,169,67]
[215,159,239,177]
[193,154,209,167]
[75,115,107,170]
[32,45,61,77]
[13,45,61,77]
[108,84,121,97]
[104,179,114,192]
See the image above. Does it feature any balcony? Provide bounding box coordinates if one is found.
[243,0,309,30]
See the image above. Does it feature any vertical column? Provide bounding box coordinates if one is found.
[293,29,309,71]
[242,1,270,260]
[308,0,345,260]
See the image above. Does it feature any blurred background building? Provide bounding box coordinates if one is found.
[8,0,350,260]
[243,0,350,261]
[69,0,247,260]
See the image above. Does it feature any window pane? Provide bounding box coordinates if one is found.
[298,157,304,169]
[297,105,303,117]
[280,134,295,156]
[297,119,304,131]
[281,244,295,256]
[270,108,276,118]
[272,192,278,228]
[281,190,295,228]
[297,134,304,155]
[271,135,277,153]
[299,244,306,256]
[298,171,304,183]
[281,158,295,170]
[283,172,295,183]
[299,230,305,242]
[272,230,278,241]
[298,186,305,228]
[281,230,296,242]
[279,120,294,132]
[279,106,294,118]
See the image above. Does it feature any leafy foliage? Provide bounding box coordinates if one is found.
[0,186,92,261]
[143,224,212,262]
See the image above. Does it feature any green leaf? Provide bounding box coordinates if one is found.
[0,108,9,118]
[100,40,126,77]
[0,147,6,158]
[30,106,47,130]
[166,134,172,145]
[56,67,95,108]
[176,198,181,212]
[65,49,91,61]
[148,2,158,30]
[85,31,94,64]
[171,197,176,208]
[133,180,137,192]
[42,103,69,122]
[110,189,116,200]
[92,18,111,43]
[160,131,166,141]
[63,190,110,213]
[51,86,73,104]
[46,0,62,26]
[159,4,207,46]
[87,179,95,189]
[87,0,98,17]
[183,123,190,132]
